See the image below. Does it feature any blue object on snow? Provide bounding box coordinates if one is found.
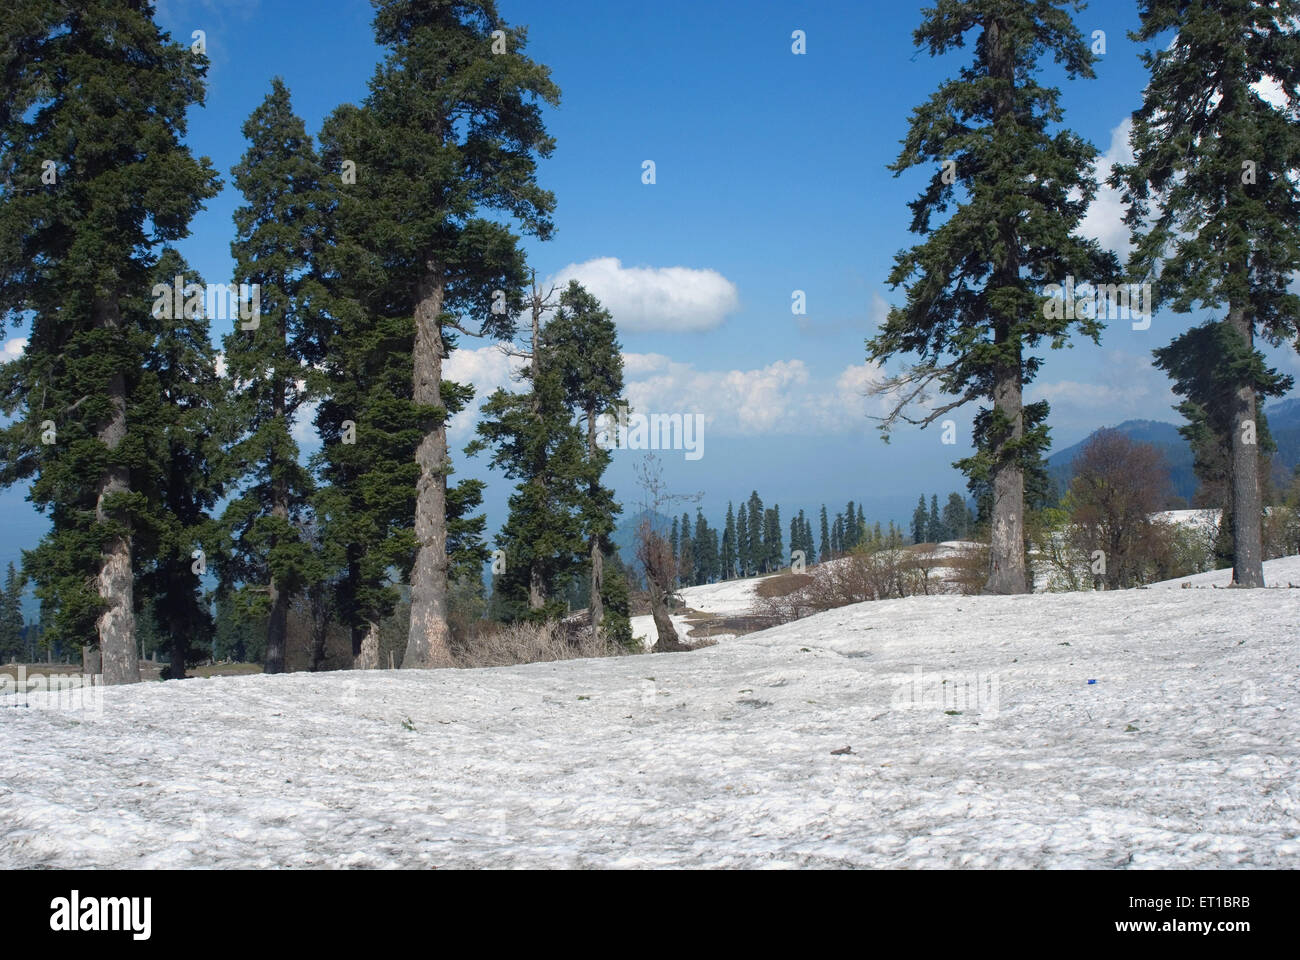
[1087,679,1097,684]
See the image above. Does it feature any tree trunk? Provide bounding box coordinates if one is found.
[82,643,101,676]
[982,18,1029,596]
[265,375,290,673]
[649,583,685,653]
[354,620,380,670]
[405,270,454,668]
[169,613,187,680]
[588,406,604,638]
[985,355,1028,594]
[94,297,139,685]
[1226,305,1264,587]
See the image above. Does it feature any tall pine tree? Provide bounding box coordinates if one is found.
[1115,0,1300,587]
[868,0,1116,593]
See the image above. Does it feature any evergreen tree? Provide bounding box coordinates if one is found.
[693,511,716,585]
[0,563,24,663]
[325,1,558,667]
[1154,322,1289,568]
[766,505,783,572]
[832,514,844,556]
[911,495,928,544]
[132,250,227,681]
[546,281,624,636]
[471,316,586,621]
[735,502,750,577]
[746,492,763,575]
[721,502,737,580]
[927,494,944,543]
[943,492,970,541]
[868,1,1115,593]
[220,79,323,673]
[818,505,830,563]
[0,2,220,682]
[1115,0,1300,587]
[677,511,693,586]
[670,517,679,566]
[843,500,858,550]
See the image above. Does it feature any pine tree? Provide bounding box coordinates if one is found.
[546,281,624,635]
[927,494,944,543]
[735,502,749,578]
[326,1,558,667]
[766,505,783,572]
[843,501,858,550]
[869,1,1115,593]
[1115,0,1300,587]
[943,492,970,541]
[132,250,228,680]
[721,503,737,580]
[221,79,323,674]
[0,3,220,682]
[746,492,763,575]
[677,511,693,586]
[832,514,844,556]
[670,517,679,568]
[911,495,928,544]
[471,310,586,621]
[818,505,830,563]
[0,563,24,663]
[1154,322,1289,568]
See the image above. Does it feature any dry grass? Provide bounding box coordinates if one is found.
[449,619,629,669]
[755,572,814,599]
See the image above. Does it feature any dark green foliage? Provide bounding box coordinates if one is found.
[219,78,325,670]
[0,562,24,662]
[0,2,220,668]
[869,0,1116,592]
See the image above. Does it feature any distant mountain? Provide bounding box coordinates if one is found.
[1047,400,1300,502]
[609,508,672,570]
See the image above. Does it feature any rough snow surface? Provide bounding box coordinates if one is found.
[1149,554,1300,590]
[2,583,1297,868]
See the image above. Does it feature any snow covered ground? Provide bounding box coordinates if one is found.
[1149,554,1300,589]
[3,573,1297,868]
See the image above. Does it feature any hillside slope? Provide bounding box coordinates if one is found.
[3,575,1297,868]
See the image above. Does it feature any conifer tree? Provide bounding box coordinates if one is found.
[735,501,750,576]
[471,308,585,620]
[943,492,970,540]
[546,281,624,635]
[928,494,944,543]
[1154,322,1289,568]
[0,3,220,681]
[0,563,23,663]
[1115,0,1300,587]
[746,492,763,574]
[912,495,928,544]
[133,250,227,680]
[721,502,737,580]
[818,505,831,563]
[677,511,693,586]
[327,0,558,667]
[221,78,324,674]
[869,0,1116,593]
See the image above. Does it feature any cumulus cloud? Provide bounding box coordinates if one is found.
[2,337,26,362]
[549,257,739,333]
[443,345,891,439]
[1078,118,1134,258]
[1027,350,1178,436]
[444,344,529,441]
[620,353,893,436]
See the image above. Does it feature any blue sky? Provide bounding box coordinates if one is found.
[3,0,1298,596]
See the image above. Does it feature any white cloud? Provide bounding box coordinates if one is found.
[1078,118,1134,258]
[443,346,891,439]
[620,353,892,436]
[549,257,740,333]
[444,344,529,441]
[1028,350,1178,436]
[2,337,26,362]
